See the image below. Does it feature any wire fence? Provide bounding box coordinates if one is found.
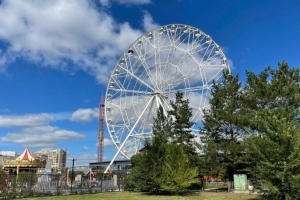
[0,172,258,199]
[0,172,126,199]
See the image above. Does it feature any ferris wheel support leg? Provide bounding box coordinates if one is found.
[104,96,155,173]
[156,95,168,117]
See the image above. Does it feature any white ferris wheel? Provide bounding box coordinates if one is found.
[104,24,230,171]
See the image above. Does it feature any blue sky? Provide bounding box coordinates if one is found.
[0,0,299,167]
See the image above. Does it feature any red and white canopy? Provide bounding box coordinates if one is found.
[16,146,35,161]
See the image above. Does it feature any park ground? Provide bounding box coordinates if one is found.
[24,191,260,200]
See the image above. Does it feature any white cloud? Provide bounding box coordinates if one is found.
[115,0,151,5]
[99,0,151,6]
[0,0,157,84]
[66,153,97,167]
[70,108,98,123]
[0,50,9,72]
[104,138,114,146]
[99,0,110,7]
[48,111,72,120]
[142,11,159,31]
[0,113,55,127]
[0,125,86,147]
[96,138,114,147]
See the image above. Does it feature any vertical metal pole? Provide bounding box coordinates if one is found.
[71,159,75,192]
[118,165,120,191]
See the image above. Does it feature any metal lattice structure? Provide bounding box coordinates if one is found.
[98,95,105,162]
[104,24,230,172]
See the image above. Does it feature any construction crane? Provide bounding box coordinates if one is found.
[98,94,105,162]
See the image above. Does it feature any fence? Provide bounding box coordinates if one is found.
[0,172,126,199]
[203,180,253,194]
[0,173,256,199]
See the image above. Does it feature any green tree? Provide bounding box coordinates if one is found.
[201,70,247,181]
[124,106,169,192]
[125,92,199,192]
[242,62,300,199]
[202,62,300,199]
[17,171,37,192]
[160,144,198,194]
[0,169,6,186]
[197,140,226,180]
[168,91,199,167]
[245,113,300,200]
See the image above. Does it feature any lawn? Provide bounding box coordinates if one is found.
[24,191,259,200]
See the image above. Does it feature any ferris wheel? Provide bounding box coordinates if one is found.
[104,24,229,170]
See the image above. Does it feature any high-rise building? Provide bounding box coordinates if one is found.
[33,149,67,170]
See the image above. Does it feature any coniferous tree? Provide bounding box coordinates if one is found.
[125,92,199,192]
[201,62,300,198]
[168,91,198,167]
[197,139,226,179]
[201,70,247,181]
[160,144,198,194]
[242,62,300,199]
[124,106,169,192]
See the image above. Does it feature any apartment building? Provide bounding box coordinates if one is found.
[33,149,67,170]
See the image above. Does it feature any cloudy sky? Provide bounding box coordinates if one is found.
[0,0,299,166]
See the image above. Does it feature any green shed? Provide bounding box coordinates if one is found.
[233,174,247,190]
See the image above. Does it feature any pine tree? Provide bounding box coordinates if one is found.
[201,70,247,181]
[243,62,300,199]
[160,144,198,194]
[124,106,169,192]
[201,62,300,198]
[125,93,200,192]
[168,91,198,167]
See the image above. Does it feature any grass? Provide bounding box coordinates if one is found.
[23,191,260,200]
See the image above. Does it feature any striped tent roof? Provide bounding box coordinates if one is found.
[16,146,35,161]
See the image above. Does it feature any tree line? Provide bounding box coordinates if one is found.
[125,62,300,199]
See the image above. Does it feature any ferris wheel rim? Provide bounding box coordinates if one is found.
[105,23,230,159]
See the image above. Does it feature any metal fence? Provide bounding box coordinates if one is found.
[0,173,257,199]
[203,180,254,194]
[0,172,126,199]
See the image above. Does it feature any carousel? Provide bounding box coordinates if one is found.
[3,146,46,175]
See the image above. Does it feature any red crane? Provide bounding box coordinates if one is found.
[98,94,105,162]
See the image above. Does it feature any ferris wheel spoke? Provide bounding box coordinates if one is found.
[161,64,200,92]
[166,85,212,94]
[110,88,152,95]
[200,42,213,63]
[105,96,155,173]
[189,43,207,55]
[119,65,155,91]
[133,45,160,90]
[155,95,168,117]
[141,97,155,134]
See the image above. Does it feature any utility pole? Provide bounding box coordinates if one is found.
[70,159,75,192]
